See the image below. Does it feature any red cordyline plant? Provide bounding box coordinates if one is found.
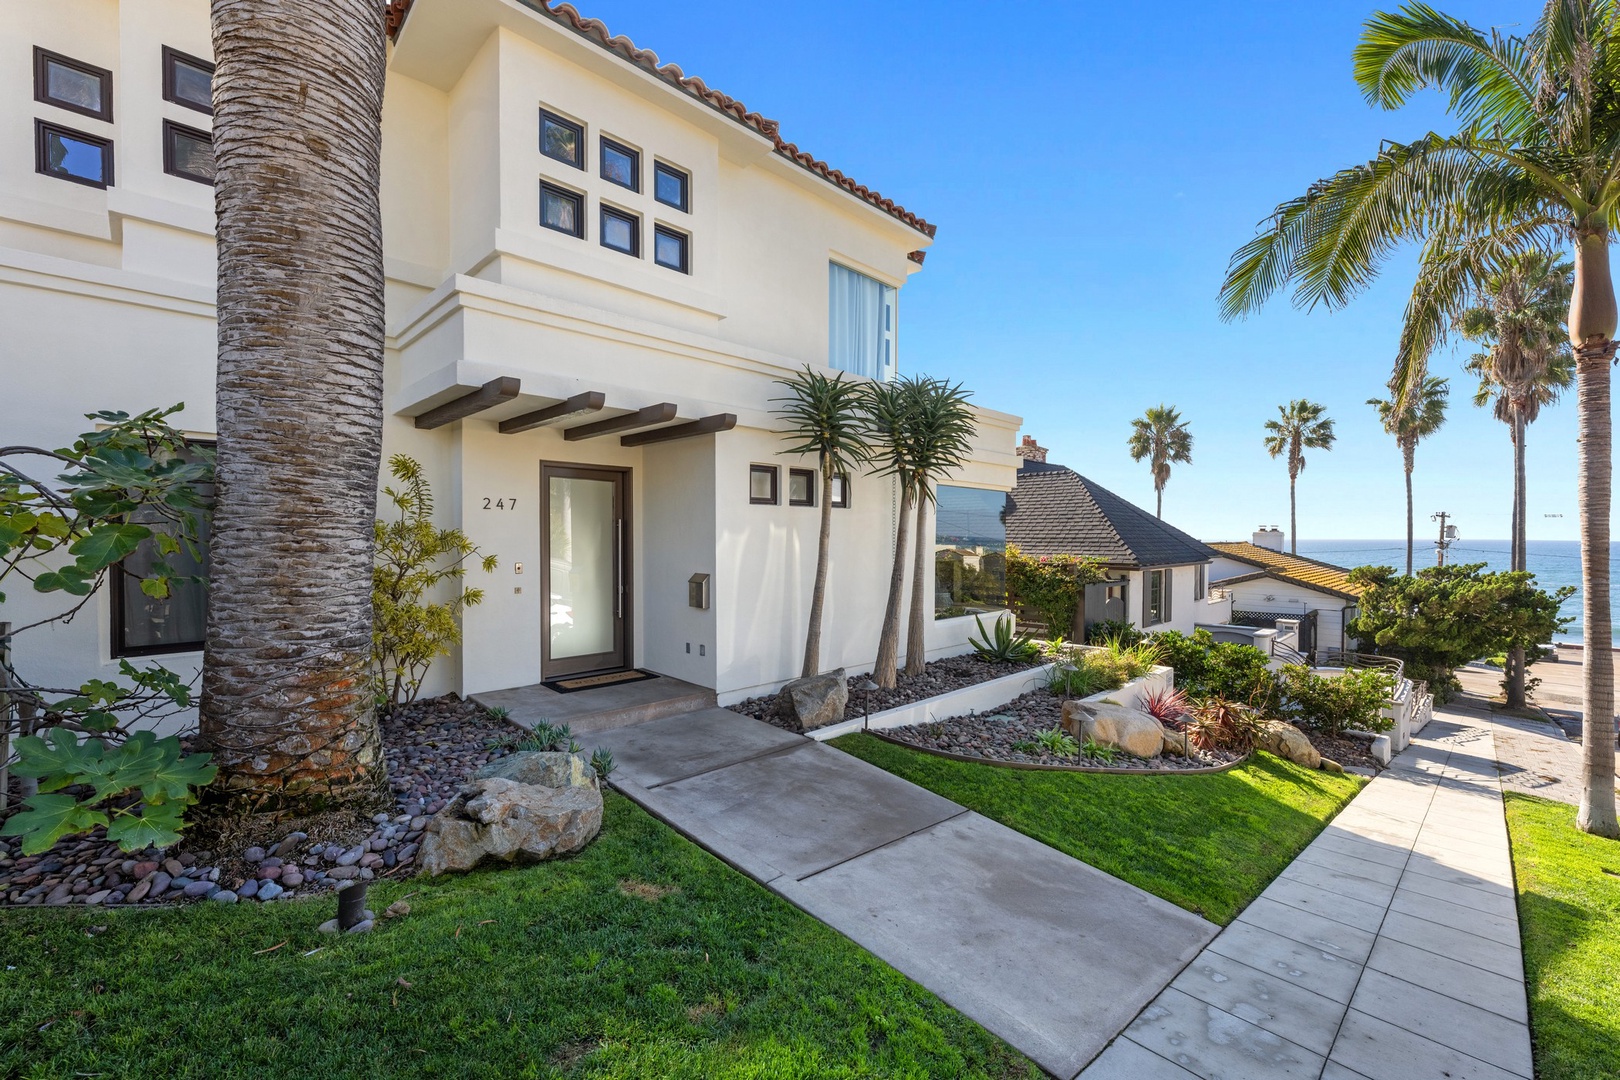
[1141,687,1191,729]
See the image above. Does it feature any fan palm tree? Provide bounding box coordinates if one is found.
[903,379,977,678]
[1262,400,1336,554]
[1367,377,1450,576]
[198,0,391,812]
[772,367,872,677]
[865,377,923,689]
[1127,405,1194,518]
[1217,2,1618,836]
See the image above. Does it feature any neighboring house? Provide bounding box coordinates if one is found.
[1,0,1022,722]
[1207,535,1365,657]
[1003,458,1231,637]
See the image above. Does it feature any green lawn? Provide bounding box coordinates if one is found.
[832,736,1363,925]
[0,794,1037,1080]
[1505,792,1620,1080]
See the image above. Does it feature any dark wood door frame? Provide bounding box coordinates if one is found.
[539,462,632,678]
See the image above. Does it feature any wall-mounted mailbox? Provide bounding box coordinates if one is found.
[688,572,711,610]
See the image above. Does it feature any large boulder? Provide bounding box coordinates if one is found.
[775,669,849,731]
[1061,701,1169,759]
[1256,719,1321,769]
[474,750,597,791]
[418,777,602,877]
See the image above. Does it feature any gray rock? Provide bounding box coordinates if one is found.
[336,847,363,867]
[241,847,266,863]
[85,889,111,905]
[182,880,216,898]
[211,889,238,904]
[473,751,597,790]
[345,919,375,934]
[238,879,259,899]
[418,776,603,877]
[327,866,360,881]
[148,871,171,895]
[773,669,849,732]
[256,880,284,902]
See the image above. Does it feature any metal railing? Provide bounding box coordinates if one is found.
[1317,649,1405,683]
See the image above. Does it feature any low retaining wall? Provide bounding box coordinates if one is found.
[807,662,1056,742]
[1077,662,1172,711]
[864,730,1253,776]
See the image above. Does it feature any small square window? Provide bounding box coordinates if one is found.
[654,162,689,211]
[601,138,639,191]
[788,468,815,507]
[540,181,584,237]
[163,120,215,184]
[654,225,689,273]
[540,110,583,169]
[830,474,852,509]
[163,46,214,114]
[35,119,112,188]
[34,48,112,122]
[600,205,640,256]
[749,464,778,505]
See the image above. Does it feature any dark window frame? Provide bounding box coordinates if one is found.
[831,473,852,509]
[34,47,113,122]
[653,224,690,274]
[35,119,113,189]
[599,203,640,257]
[653,160,689,212]
[600,137,640,192]
[1144,568,1173,627]
[162,119,214,185]
[749,464,779,506]
[161,45,215,115]
[539,108,585,169]
[539,180,585,238]
[111,440,214,659]
[788,468,816,507]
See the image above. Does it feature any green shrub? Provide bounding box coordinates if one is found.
[968,614,1041,663]
[1033,727,1079,758]
[1081,737,1122,764]
[1152,630,1277,713]
[519,721,580,754]
[1005,546,1107,637]
[1087,619,1142,647]
[1280,665,1394,736]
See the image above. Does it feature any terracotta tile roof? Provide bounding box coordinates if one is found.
[1207,542,1365,599]
[1005,461,1218,569]
[385,0,937,238]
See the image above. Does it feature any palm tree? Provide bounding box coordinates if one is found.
[1217,2,1617,835]
[903,379,977,678]
[865,377,922,689]
[1367,376,1450,576]
[198,0,391,812]
[1262,400,1336,554]
[772,367,871,677]
[1127,405,1194,518]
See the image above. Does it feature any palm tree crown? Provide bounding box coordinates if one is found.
[1263,400,1336,478]
[1368,376,1449,575]
[1127,404,1193,518]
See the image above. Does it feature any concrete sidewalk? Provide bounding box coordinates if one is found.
[593,708,1219,1079]
[1081,713,1533,1080]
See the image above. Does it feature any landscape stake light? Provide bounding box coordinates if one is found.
[337,880,370,930]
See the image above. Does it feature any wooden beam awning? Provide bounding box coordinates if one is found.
[619,413,737,446]
[413,377,521,430]
[498,391,606,435]
[563,402,678,441]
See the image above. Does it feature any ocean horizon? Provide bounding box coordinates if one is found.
[1292,538,1606,644]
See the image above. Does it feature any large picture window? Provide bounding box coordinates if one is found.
[828,263,896,380]
[113,443,213,657]
[934,485,1006,618]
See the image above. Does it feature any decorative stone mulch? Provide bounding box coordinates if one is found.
[734,653,1045,730]
[875,689,1243,771]
[1307,731,1384,773]
[0,696,527,908]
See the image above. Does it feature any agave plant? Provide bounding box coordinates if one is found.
[969,614,1040,664]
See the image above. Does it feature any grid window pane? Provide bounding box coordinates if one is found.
[46,60,104,113]
[541,183,583,237]
[654,227,688,273]
[38,123,110,186]
[166,124,215,182]
[541,112,582,167]
[601,207,638,255]
[654,162,688,210]
[172,59,212,109]
[601,140,638,190]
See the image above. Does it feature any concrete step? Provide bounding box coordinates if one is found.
[472,674,717,737]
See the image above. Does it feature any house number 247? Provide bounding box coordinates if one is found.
[483,497,517,510]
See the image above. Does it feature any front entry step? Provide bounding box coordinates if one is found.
[471,674,715,736]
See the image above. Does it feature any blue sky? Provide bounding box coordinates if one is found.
[593,0,1577,542]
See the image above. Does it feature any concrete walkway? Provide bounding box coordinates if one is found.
[593,708,1219,1079]
[1081,712,1533,1080]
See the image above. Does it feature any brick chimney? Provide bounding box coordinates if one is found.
[1016,434,1048,463]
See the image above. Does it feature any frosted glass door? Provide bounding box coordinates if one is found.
[544,468,625,675]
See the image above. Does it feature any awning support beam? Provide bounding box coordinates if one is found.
[498,391,607,435]
[563,402,678,441]
[619,413,737,447]
[413,377,521,430]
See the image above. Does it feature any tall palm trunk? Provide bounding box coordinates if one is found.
[1402,440,1415,576]
[1155,485,1163,519]
[905,493,929,677]
[198,0,390,812]
[1572,224,1619,838]
[873,482,915,688]
[1288,466,1299,555]
[1505,411,1529,708]
[801,457,834,677]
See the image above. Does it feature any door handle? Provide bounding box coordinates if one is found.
[616,518,623,618]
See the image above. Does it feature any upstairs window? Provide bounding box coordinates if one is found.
[163,120,215,184]
[601,138,639,191]
[162,46,214,114]
[828,263,896,380]
[654,161,688,211]
[654,225,689,273]
[540,181,583,237]
[540,109,584,169]
[35,48,112,122]
[36,119,112,188]
[600,205,639,256]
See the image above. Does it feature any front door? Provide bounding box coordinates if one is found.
[541,464,629,678]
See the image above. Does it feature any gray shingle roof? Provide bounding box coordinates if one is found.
[1004,461,1217,569]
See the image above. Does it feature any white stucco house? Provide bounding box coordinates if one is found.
[1,0,1022,723]
[1206,533,1365,659]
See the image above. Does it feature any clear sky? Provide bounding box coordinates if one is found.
[590,0,1581,542]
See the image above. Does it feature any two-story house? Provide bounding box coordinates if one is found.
[1,0,1022,725]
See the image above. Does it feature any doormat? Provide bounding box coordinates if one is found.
[543,669,660,694]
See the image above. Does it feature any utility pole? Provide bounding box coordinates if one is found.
[1431,511,1458,566]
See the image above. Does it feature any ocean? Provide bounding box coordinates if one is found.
[1293,539,1604,644]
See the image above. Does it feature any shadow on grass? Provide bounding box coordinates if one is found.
[829,735,1365,925]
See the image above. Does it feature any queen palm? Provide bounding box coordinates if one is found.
[199,0,391,811]
[772,367,871,677]
[865,377,923,689]
[1218,2,1618,837]
[903,379,977,678]
[1367,377,1450,576]
[1127,405,1193,518]
[1262,400,1336,554]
